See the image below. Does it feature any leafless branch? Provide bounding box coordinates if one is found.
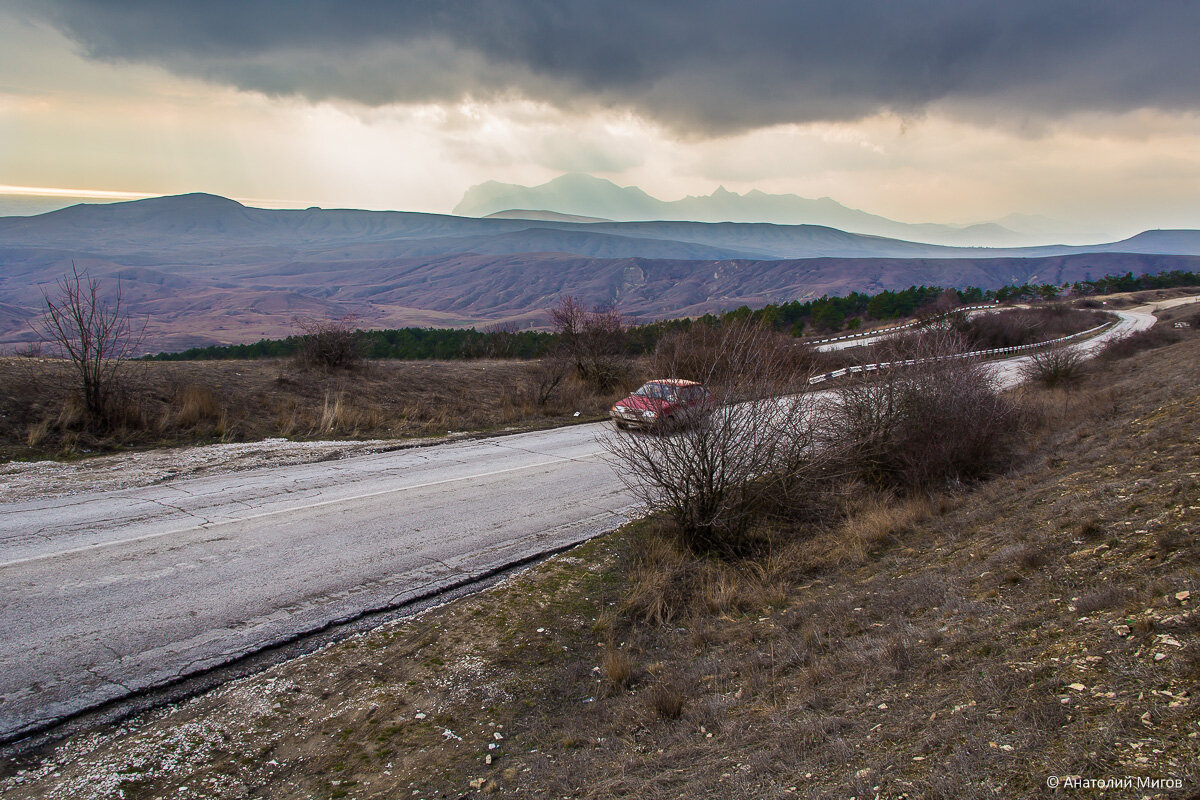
[33,263,144,425]
[602,319,823,554]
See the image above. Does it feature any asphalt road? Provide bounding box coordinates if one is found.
[0,304,1167,741]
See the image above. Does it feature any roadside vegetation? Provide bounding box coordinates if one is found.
[2,275,1195,463]
[3,296,1197,799]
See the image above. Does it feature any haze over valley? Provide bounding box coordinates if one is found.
[2,191,1199,351]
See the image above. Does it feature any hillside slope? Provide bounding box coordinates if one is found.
[3,310,1196,798]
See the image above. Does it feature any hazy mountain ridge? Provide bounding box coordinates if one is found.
[454,173,1040,247]
[2,193,1199,350]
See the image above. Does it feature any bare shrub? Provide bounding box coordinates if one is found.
[987,543,1050,584]
[33,264,144,426]
[478,321,520,358]
[1099,326,1182,360]
[1019,347,1087,388]
[1075,586,1134,615]
[527,356,570,407]
[603,319,822,554]
[293,314,363,370]
[827,330,1019,491]
[1076,516,1106,538]
[550,296,628,390]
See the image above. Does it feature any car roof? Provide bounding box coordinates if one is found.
[644,378,702,387]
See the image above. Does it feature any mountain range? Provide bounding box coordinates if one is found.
[1,193,1197,351]
[453,173,1092,247]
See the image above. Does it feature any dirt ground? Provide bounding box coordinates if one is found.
[2,313,1198,797]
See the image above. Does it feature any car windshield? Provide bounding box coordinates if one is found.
[634,382,678,401]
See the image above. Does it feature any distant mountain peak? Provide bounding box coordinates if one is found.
[134,192,246,208]
[453,174,1030,246]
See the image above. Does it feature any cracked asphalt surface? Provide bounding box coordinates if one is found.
[0,302,1175,743]
[0,427,634,741]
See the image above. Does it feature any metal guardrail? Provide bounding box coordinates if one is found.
[804,304,999,346]
[807,320,1114,385]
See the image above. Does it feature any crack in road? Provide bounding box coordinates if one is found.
[483,437,607,467]
[144,497,214,527]
[82,661,135,697]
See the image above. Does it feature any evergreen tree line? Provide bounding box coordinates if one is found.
[147,270,1199,362]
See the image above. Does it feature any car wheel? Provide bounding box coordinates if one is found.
[615,420,630,430]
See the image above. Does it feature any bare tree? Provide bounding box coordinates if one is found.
[550,295,628,389]
[293,314,363,370]
[34,264,143,425]
[603,319,823,554]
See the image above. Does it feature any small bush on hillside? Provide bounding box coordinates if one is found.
[1099,326,1182,360]
[604,319,824,555]
[827,331,1019,491]
[294,315,363,370]
[1019,347,1087,388]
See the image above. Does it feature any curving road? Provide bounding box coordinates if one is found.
[0,303,1172,742]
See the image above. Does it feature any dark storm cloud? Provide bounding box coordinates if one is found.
[17,0,1200,132]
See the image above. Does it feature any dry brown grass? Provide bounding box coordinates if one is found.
[825,492,933,565]
[646,676,687,720]
[0,357,644,461]
[599,649,637,692]
[163,384,221,429]
[24,418,49,448]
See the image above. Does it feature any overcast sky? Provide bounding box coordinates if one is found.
[2,0,1199,238]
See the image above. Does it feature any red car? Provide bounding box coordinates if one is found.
[610,379,714,430]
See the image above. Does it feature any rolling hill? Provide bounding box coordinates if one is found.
[2,193,1198,351]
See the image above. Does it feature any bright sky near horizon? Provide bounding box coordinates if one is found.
[2,1,1199,239]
